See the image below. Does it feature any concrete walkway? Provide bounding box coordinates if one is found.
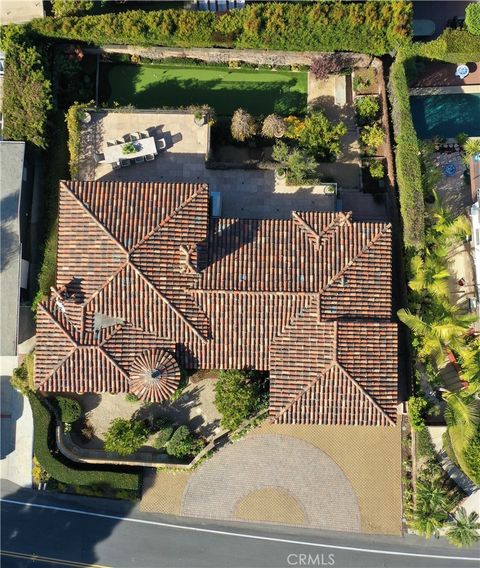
[0,358,33,488]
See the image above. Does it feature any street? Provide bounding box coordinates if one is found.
[1,481,479,568]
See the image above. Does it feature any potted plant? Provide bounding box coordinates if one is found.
[194,110,204,126]
[275,167,286,180]
[122,142,136,155]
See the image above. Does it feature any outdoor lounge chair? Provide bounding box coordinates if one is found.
[111,161,121,170]
[120,159,131,167]
[156,138,167,151]
[130,132,140,141]
[140,130,150,139]
[145,154,155,162]
[135,156,145,164]
[116,138,124,145]
[94,152,105,164]
[106,139,116,147]
[123,134,132,143]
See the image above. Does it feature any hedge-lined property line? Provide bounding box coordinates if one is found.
[26,2,412,55]
[388,53,425,250]
[28,392,140,491]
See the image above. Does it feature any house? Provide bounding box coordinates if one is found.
[0,141,33,361]
[35,180,398,426]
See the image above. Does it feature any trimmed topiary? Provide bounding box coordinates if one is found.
[51,396,82,424]
[154,425,175,449]
[166,425,204,459]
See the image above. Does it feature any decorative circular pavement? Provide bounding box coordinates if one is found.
[181,435,361,531]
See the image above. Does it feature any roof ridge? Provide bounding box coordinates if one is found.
[84,261,130,306]
[60,182,129,255]
[320,224,391,293]
[128,262,207,342]
[317,211,352,246]
[129,183,209,254]
[38,301,78,347]
[97,345,129,379]
[292,212,321,248]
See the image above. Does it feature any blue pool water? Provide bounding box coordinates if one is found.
[410,93,480,139]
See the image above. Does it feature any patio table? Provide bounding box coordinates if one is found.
[102,137,157,164]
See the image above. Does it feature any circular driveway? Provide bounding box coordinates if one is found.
[181,435,361,531]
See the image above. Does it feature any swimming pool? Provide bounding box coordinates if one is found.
[410,93,480,139]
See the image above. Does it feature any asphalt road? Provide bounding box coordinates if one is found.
[1,481,479,568]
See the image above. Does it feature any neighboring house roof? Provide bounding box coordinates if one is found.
[0,141,25,357]
[36,180,398,425]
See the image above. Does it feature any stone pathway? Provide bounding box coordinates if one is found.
[181,434,361,532]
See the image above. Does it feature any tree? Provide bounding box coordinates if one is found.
[369,160,384,179]
[166,425,204,459]
[355,96,380,124]
[298,111,347,160]
[408,252,450,300]
[154,425,175,450]
[464,429,480,485]
[261,114,286,138]
[446,508,480,548]
[429,190,471,245]
[409,475,453,538]
[457,338,480,389]
[466,3,480,35]
[104,418,149,456]
[231,108,257,142]
[51,396,82,423]
[214,370,260,430]
[52,0,94,17]
[272,141,317,185]
[360,123,384,153]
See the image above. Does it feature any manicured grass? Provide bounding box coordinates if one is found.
[107,64,308,116]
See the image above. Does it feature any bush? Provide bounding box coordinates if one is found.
[310,54,342,81]
[51,396,82,424]
[231,108,257,142]
[388,55,425,249]
[298,111,347,161]
[369,160,385,179]
[261,114,286,138]
[52,0,94,17]
[104,418,149,456]
[272,141,317,185]
[10,353,35,395]
[466,3,480,35]
[28,393,139,490]
[214,370,261,430]
[463,429,480,485]
[166,425,204,459]
[360,123,384,153]
[125,392,139,403]
[25,3,411,55]
[408,396,428,432]
[2,33,52,149]
[66,102,91,177]
[355,96,381,125]
[154,425,175,449]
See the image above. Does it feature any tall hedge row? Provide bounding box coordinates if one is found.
[388,54,425,250]
[28,392,140,491]
[466,2,480,35]
[417,28,480,63]
[27,1,412,55]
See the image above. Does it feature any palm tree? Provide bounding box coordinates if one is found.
[429,190,471,244]
[457,338,480,389]
[444,391,480,480]
[464,138,480,160]
[446,508,480,548]
[410,477,451,539]
[408,252,450,299]
[397,306,476,365]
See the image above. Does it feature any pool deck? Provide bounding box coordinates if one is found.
[412,61,480,88]
[410,85,480,95]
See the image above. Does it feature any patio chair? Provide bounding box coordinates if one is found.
[116,138,124,145]
[140,130,150,139]
[123,134,132,143]
[130,132,140,141]
[94,152,105,164]
[111,161,121,170]
[145,154,155,162]
[120,158,131,168]
[135,156,145,164]
[156,138,167,151]
[106,139,116,147]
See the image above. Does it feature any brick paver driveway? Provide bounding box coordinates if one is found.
[181,434,361,532]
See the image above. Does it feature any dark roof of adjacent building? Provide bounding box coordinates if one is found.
[0,141,25,357]
[35,181,398,425]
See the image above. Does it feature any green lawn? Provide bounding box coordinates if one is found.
[106,64,308,116]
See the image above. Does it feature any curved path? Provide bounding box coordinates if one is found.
[181,434,361,531]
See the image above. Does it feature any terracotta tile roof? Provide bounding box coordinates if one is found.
[35,180,398,424]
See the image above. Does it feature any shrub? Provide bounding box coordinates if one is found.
[104,418,149,456]
[272,141,317,185]
[310,54,342,81]
[463,428,480,485]
[298,111,347,161]
[2,34,52,149]
[360,123,385,153]
[26,3,412,55]
[388,55,425,249]
[51,396,82,424]
[125,392,139,403]
[408,396,428,432]
[261,114,286,138]
[369,160,385,179]
[355,96,381,124]
[231,108,257,142]
[214,370,261,430]
[28,393,139,490]
[166,425,204,459]
[154,425,175,449]
[10,353,35,395]
[66,102,91,177]
[52,0,94,17]
[466,3,480,35]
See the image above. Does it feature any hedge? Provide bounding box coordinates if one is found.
[388,54,425,250]
[28,392,140,491]
[417,29,480,63]
[26,2,412,55]
[466,3,480,36]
